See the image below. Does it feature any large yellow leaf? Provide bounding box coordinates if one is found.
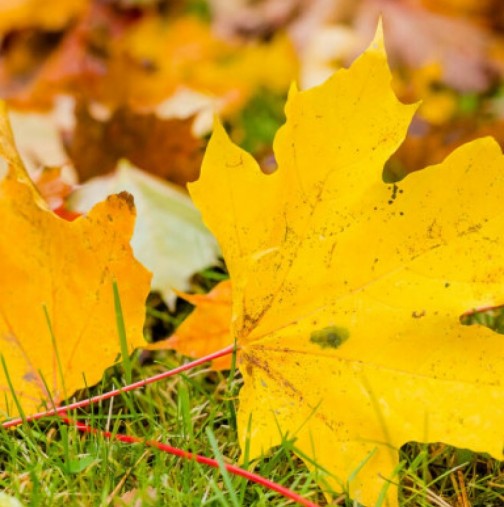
[189,29,504,505]
[0,104,151,418]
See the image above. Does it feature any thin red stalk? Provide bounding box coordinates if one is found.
[63,417,321,507]
[2,345,235,429]
[461,303,504,315]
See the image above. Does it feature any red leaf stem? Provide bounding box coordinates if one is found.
[63,416,321,507]
[2,344,236,429]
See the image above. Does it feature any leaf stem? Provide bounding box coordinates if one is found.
[1,344,236,429]
[62,416,321,507]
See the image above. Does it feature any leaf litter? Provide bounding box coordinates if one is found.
[2,2,504,506]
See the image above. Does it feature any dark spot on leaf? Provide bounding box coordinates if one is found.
[23,371,37,383]
[310,326,349,349]
[412,310,426,319]
[115,191,135,212]
[445,282,450,288]
[140,59,158,72]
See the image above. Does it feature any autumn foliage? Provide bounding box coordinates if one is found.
[2,1,504,506]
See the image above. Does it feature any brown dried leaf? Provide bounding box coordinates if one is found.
[64,102,203,186]
[387,118,504,178]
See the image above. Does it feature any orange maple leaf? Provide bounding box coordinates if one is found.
[0,102,151,418]
[150,280,233,371]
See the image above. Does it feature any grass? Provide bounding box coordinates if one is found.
[0,352,329,506]
[1,268,504,506]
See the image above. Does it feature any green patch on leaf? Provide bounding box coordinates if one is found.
[310,326,349,349]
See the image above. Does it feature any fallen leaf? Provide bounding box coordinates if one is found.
[189,28,504,505]
[0,1,135,109]
[390,62,460,126]
[387,117,504,178]
[3,9,298,115]
[0,103,151,418]
[0,30,64,101]
[64,102,203,185]
[154,87,221,137]
[356,0,504,92]
[208,0,353,44]
[150,280,233,370]
[0,0,88,33]
[97,14,297,112]
[69,161,220,306]
[0,492,24,507]
[0,102,41,194]
[297,24,362,89]
[5,108,81,219]
[4,106,84,217]
[8,109,71,173]
[420,0,496,20]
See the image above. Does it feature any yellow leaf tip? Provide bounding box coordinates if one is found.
[211,115,228,138]
[209,115,235,151]
[370,17,385,52]
[211,114,222,130]
[287,81,299,99]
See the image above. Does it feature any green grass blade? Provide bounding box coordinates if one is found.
[112,280,132,385]
[1,355,25,421]
[205,427,240,507]
[43,304,68,405]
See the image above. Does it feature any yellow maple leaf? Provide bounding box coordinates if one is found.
[189,28,504,506]
[0,102,151,418]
